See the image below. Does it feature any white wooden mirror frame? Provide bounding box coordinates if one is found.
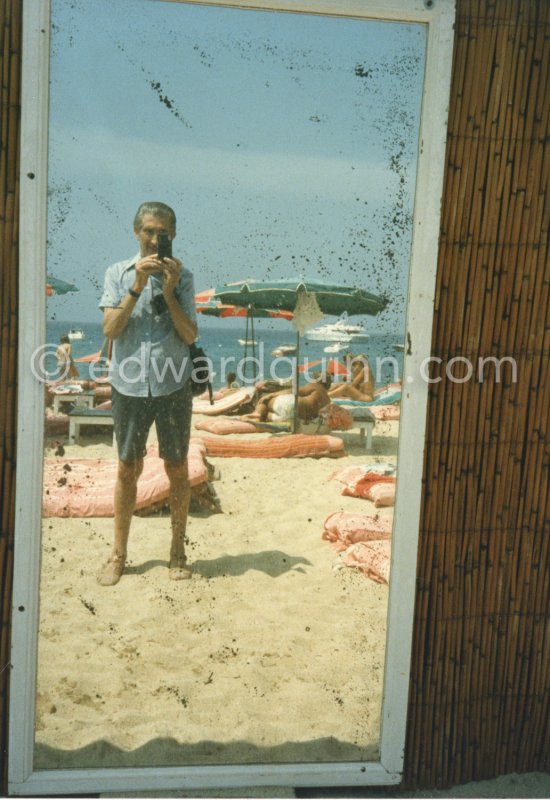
[9,0,454,794]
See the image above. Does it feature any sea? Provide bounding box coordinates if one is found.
[46,319,405,390]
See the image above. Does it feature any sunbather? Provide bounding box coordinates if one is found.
[328,356,374,402]
[245,374,332,423]
[218,371,240,396]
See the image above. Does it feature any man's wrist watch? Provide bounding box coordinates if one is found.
[129,288,141,299]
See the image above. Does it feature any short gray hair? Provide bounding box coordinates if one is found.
[133,201,176,232]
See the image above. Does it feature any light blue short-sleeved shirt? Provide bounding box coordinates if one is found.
[99,254,197,398]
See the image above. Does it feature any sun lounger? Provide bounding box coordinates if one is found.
[332,382,401,406]
[327,405,376,451]
[192,386,256,416]
[67,407,114,445]
[332,382,402,408]
[52,388,96,415]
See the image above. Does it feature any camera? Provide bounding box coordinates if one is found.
[157,232,172,261]
[151,293,168,316]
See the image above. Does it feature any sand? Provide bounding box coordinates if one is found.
[34,416,399,771]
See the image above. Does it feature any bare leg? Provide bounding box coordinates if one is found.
[328,384,373,401]
[243,395,271,421]
[164,458,192,580]
[97,458,143,586]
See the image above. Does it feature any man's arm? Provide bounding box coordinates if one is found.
[102,258,151,340]
[103,295,140,340]
[162,257,197,345]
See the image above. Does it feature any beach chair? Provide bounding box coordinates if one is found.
[328,404,376,451]
[68,407,114,445]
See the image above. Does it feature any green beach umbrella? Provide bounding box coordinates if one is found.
[212,278,387,317]
[46,275,80,296]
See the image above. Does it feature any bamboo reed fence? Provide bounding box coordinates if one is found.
[0,0,21,790]
[0,0,548,793]
[403,0,549,788]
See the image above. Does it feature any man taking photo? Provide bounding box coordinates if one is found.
[97,201,197,586]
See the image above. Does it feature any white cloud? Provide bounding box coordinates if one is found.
[50,123,400,201]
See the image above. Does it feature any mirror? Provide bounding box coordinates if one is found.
[36,0,427,771]
[9,0,456,790]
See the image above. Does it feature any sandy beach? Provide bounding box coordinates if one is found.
[35,415,399,770]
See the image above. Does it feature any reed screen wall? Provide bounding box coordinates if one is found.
[403,0,549,788]
[0,0,20,789]
[0,0,548,791]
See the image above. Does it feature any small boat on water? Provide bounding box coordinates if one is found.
[306,312,369,343]
[272,344,297,357]
[393,343,405,352]
[324,341,348,354]
[68,328,85,341]
[238,338,257,346]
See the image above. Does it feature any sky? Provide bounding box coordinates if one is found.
[46,0,427,333]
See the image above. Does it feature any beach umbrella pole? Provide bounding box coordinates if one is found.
[293,330,300,433]
[243,314,250,377]
[251,312,257,380]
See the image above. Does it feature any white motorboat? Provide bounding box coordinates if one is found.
[306,313,369,343]
[238,338,257,346]
[324,341,348,354]
[272,344,297,357]
[67,328,85,341]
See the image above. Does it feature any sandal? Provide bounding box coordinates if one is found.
[97,553,126,586]
[169,555,192,581]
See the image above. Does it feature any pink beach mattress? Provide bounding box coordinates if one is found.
[330,464,397,506]
[197,433,345,459]
[194,417,262,435]
[363,482,396,507]
[322,511,392,584]
[339,540,392,585]
[43,440,208,518]
[322,511,393,550]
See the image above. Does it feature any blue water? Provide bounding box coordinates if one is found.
[46,319,404,390]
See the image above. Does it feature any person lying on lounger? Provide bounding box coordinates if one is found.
[244,374,332,423]
[328,356,374,402]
